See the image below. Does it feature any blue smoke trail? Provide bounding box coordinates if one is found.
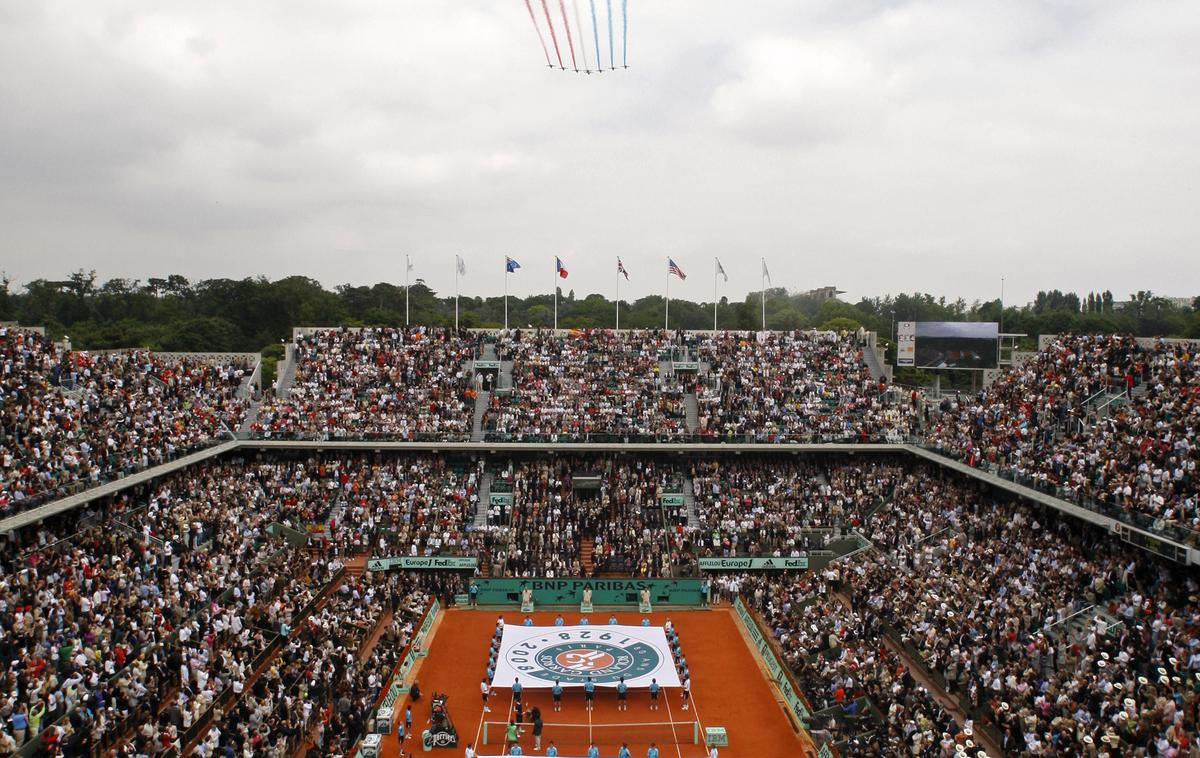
[622,0,628,67]
[589,0,602,72]
[606,0,614,69]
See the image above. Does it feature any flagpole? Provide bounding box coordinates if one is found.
[665,260,670,331]
[553,260,558,332]
[615,259,620,331]
[455,257,460,331]
[760,257,766,331]
[504,262,509,332]
[405,254,411,327]
[713,257,718,332]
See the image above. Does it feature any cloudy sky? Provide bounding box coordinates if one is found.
[2,0,1197,306]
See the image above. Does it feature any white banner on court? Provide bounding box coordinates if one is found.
[491,625,681,689]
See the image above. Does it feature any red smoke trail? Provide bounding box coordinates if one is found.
[540,0,565,69]
[524,0,552,67]
[558,0,578,71]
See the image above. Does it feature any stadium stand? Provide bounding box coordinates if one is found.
[1,327,253,519]
[3,326,1198,757]
[926,334,1199,543]
[695,330,914,443]
[481,329,691,442]
[252,327,478,441]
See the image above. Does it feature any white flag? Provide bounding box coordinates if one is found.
[456,255,466,276]
[406,255,414,272]
[715,257,728,282]
[762,258,771,284]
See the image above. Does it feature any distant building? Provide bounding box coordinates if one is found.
[802,286,845,302]
[1112,296,1194,311]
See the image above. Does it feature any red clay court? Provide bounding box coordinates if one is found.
[378,607,805,758]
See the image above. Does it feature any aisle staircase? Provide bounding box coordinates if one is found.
[275,343,298,397]
[862,343,886,381]
[682,474,699,529]
[475,472,494,528]
[684,393,699,433]
[581,536,596,576]
[236,399,262,436]
[472,390,490,441]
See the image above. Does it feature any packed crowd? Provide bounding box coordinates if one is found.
[0,473,339,757]
[841,462,1200,756]
[695,330,914,443]
[253,327,478,440]
[482,330,690,441]
[1,327,252,517]
[5,436,1200,756]
[743,572,966,757]
[482,457,690,578]
[927,334,1200,539]
[198,570,436,758]
[689,458,906,557]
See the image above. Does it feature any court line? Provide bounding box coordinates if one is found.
[686,682,708,758]
[470,682,489,753]
[662,687,684,758]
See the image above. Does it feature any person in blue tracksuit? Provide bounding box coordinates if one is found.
[552,679,563,711]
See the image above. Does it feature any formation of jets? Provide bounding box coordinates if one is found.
[548,64,630,73]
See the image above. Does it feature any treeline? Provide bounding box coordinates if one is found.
[1,271,1197,355]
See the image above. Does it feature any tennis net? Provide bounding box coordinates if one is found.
[481,718,700,747]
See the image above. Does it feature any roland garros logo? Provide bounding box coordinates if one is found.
[505,630,662,685]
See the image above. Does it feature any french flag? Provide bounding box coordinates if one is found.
[556,257,569,278]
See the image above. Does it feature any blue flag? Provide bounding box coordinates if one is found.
[506,256,521,273]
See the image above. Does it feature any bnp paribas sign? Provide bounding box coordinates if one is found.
[698,556,809,570]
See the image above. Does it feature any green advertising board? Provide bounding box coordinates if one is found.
[733,597,809,724]
[489,493,513,506]
[474,360,501,370]
[659,494,686,507]
[367,556,478,571]
[699,556,809,570]
[470,577,702,606]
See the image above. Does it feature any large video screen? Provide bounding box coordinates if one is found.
[897,321,998,370]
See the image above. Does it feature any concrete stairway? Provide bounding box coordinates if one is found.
[862,343,886,381]
[275,343,298,398]
[474,472,494,528]
[682,474,699,529]
[684,393,699,433]
[499,360,514,390]
[581,537,595,576]
[472,391,490,442]
[236,399,262,436]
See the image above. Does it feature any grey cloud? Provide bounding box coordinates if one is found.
[0,0,1197,307]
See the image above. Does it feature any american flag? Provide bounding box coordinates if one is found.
[668,258,686,280]
[617,257,629,280]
